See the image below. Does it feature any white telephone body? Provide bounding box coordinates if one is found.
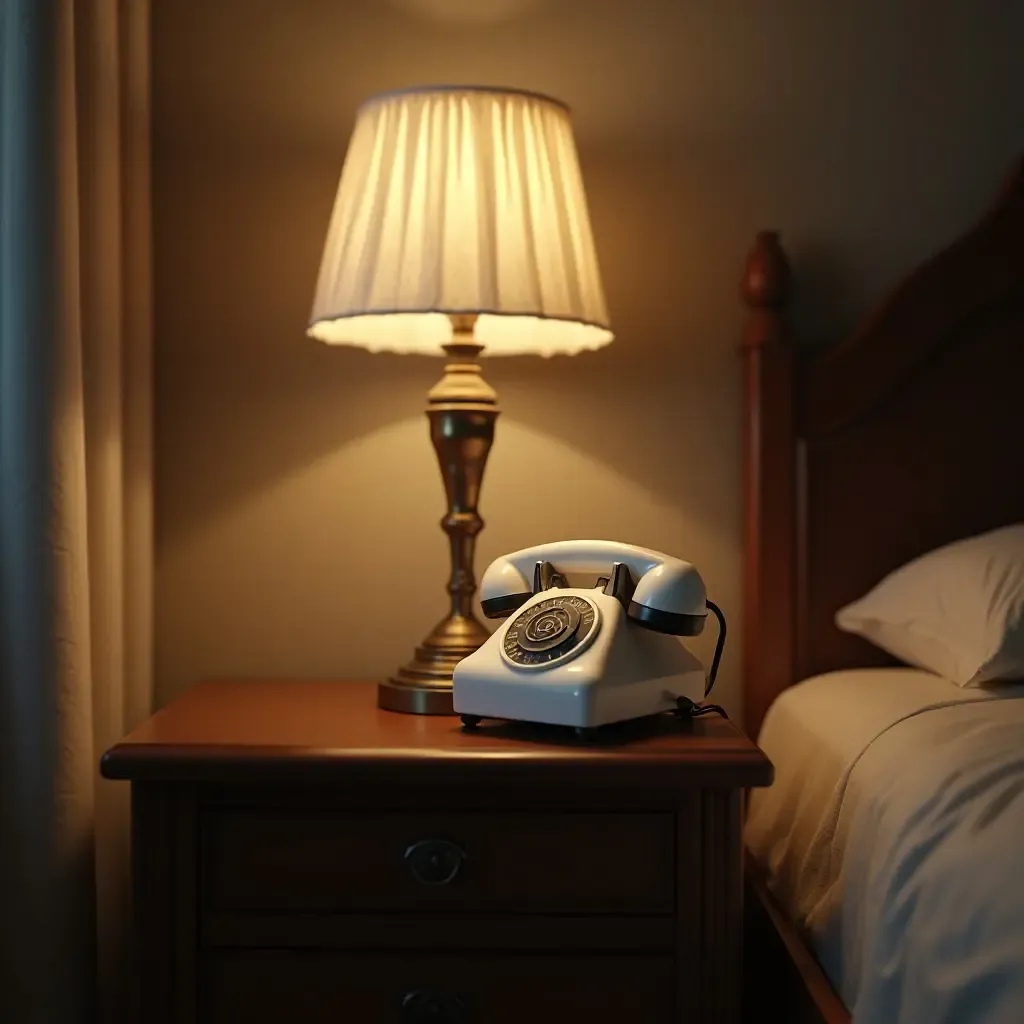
[453,540,724,732]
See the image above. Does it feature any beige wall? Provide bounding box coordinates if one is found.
[154,0,1024,720]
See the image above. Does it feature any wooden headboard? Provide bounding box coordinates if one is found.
[741,158,1024,738]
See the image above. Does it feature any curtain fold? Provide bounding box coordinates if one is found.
[1,1,153,1022]
[1,1,62,1016]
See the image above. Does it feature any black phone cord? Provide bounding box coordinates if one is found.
[674,598,728,719]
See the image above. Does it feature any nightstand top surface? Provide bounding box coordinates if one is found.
[102,680,772,787]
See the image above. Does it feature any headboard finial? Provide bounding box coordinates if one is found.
[740,231,792,353]
[741,230,791,310]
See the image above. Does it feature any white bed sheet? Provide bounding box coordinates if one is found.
[744,668,1024,1022]
[745,669,983,927]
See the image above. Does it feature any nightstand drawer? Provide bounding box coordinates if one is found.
[205,950,675,1023]
[204,809,675,915]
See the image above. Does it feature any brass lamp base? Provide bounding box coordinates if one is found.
[379,314,498,715]
[379,613,492,715]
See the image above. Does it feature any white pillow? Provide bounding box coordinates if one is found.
[835,523,1024,687]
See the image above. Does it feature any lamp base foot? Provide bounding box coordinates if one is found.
[377,678,455,716]
[379,614,491,715]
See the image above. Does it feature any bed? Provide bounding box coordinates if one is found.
[737,159,1024,1023]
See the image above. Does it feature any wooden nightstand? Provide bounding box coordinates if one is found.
[102,680,772,1024]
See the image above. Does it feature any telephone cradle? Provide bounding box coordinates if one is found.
[453,540,725,733]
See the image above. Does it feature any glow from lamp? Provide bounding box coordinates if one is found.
[308,86,612,355]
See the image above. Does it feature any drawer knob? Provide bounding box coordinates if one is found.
[404,838,465,886]
[401,990,467,1023]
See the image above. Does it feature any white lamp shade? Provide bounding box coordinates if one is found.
[308,86,613,357]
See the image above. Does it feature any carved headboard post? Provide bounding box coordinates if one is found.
[740,231,795,738]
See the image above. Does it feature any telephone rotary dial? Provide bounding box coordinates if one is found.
[501,594,600,668]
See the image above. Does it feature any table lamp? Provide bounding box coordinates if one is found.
[308,85,612,715]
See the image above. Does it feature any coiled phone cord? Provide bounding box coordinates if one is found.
[675,599,728,719]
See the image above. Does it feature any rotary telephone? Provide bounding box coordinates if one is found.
[452,540,726,733]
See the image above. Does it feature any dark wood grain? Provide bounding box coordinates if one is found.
[204,808,675,915]
[203,950,676,1024]
[739,231,797,748]
[197,780,681,812]
[202,913,677,951]
[698,791,744,1024]
[674,790,701,1022]
[100,679,771,789]
[172,789,198,1024]
[131,784,175,1024]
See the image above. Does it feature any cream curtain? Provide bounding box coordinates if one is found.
[0,2,153,1023]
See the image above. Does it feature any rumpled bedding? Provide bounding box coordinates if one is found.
[745,669,1024,1023]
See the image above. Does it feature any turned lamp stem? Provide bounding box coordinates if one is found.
[377,314,500,714]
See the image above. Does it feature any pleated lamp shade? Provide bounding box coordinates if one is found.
[308,86,613,357]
